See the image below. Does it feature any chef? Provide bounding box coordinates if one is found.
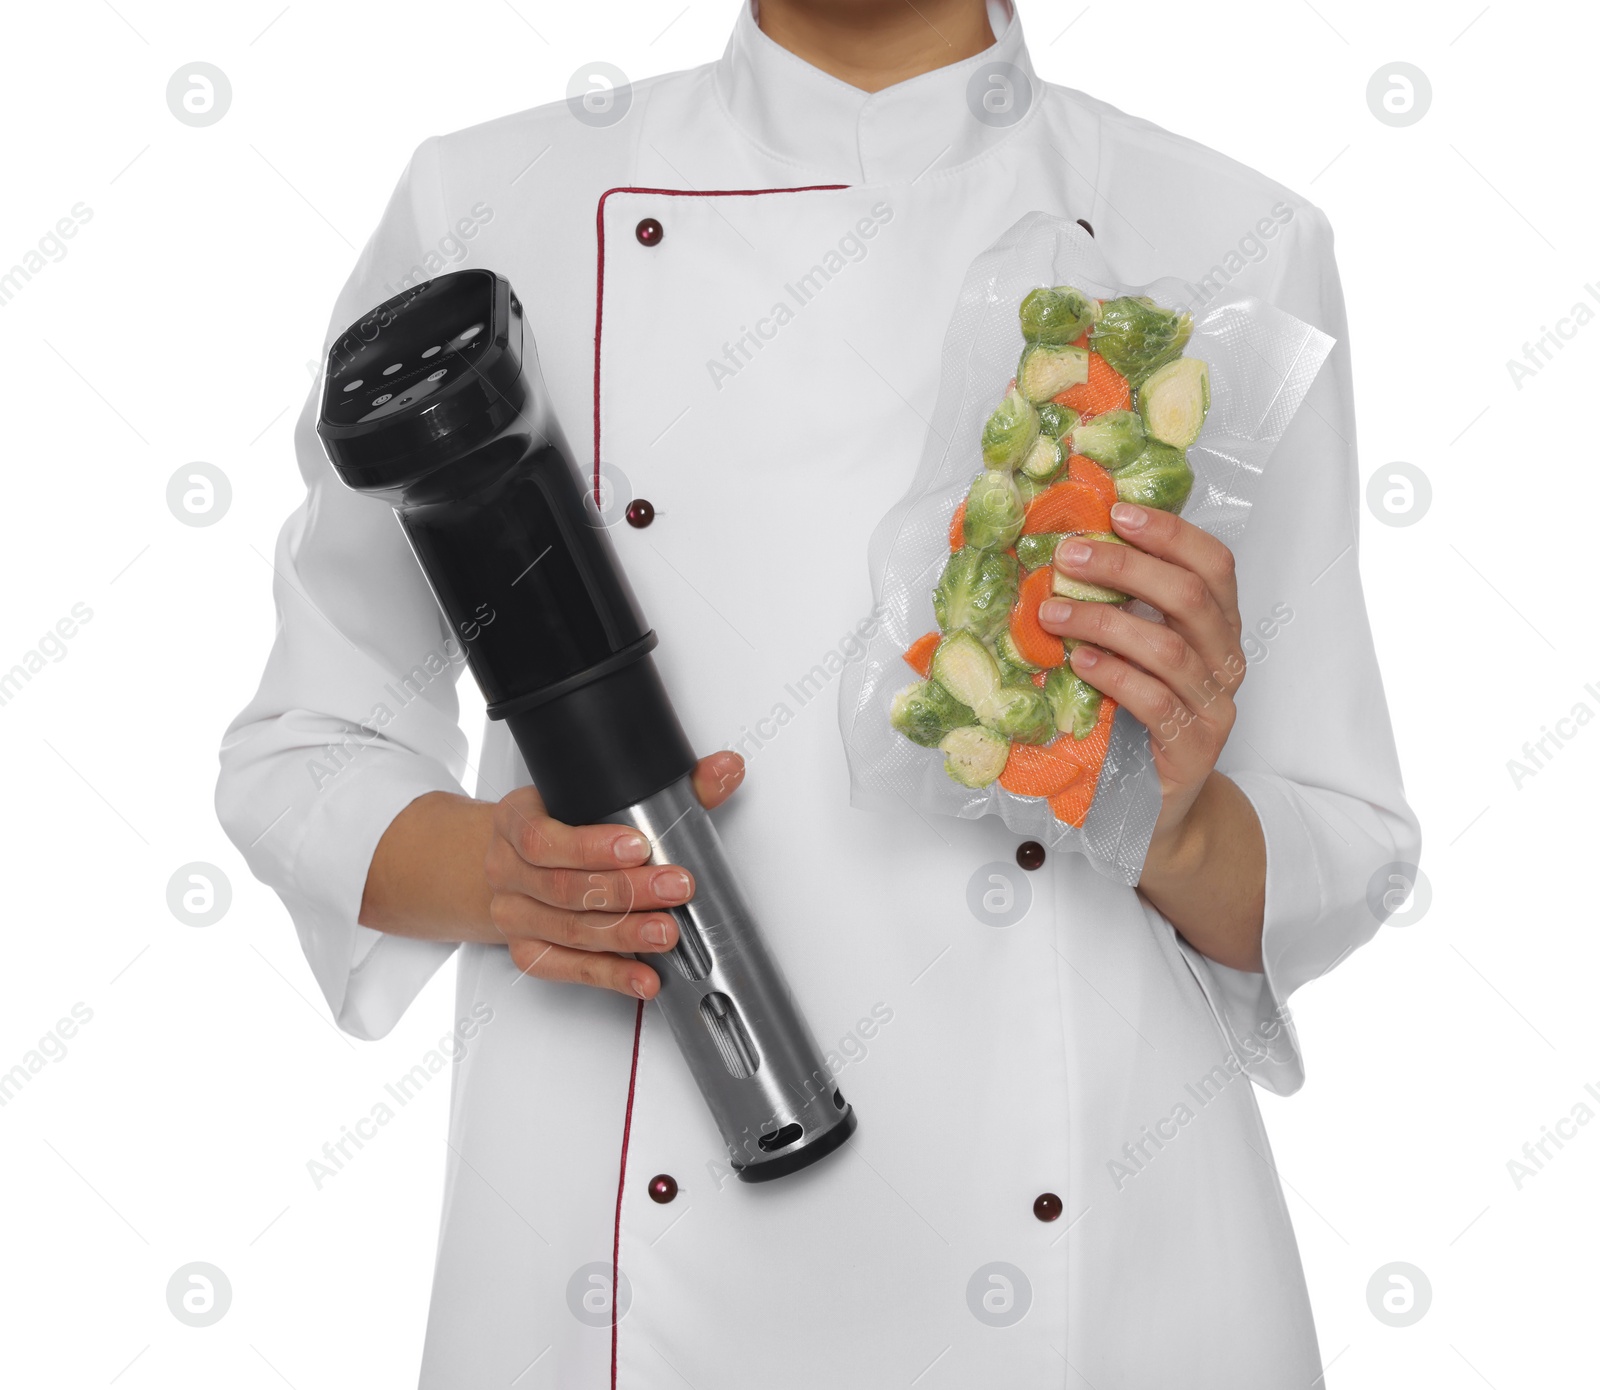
[216,0,1421,1385]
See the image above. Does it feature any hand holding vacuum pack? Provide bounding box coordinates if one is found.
[841,213,1336,884]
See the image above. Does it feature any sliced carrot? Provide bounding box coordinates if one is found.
[1010,565,1066,669]
[1053,351,1131,417]
[1047,696,1118,827]
[902,631,940,679]
[1067,454,1117,509]
[1022,479,1113,536]
[1030,670,1048,689]
[1000,737,1087,797]
[948,500,966,551]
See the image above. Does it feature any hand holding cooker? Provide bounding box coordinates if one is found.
[315,269,856,1181]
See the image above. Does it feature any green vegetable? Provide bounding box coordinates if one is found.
[993,629,1042,681]
[929,629,1003,712]
[1036,403,1079,440]
[933,546,1019,640]
[993,651,1035,689]
[981,387,1040,469]
[1019,286,1099,346]
[1020,433,1065,482]
[1050,531,1131,603]
[930,629,1053,745]
[1090,296,1193,384]
[1070,409,1146,472]
[980,684,1056,745]
[1017,343,1089,404]
[962,469,1027,551]
[1044,665,1103,740]
[1015,473,1047,508]
[939,725,1010,789]
[890,680,977,748]
[1138,357,1210,448]
[1115,442,1195,513]
[1015,532,1062,571]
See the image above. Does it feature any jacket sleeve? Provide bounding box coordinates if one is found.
[216,137,476,1041]
[1176,204,1422,1095]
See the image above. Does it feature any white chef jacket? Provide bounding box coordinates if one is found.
[216,3,1421,1386]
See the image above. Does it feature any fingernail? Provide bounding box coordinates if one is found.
[1073,645,1100,667]
[631,976,651,999]
[643,917,673,947]
[1111,502,1146,528]
[1059,540,1092,566]
[653,869,692,902]
[716,757,745,792]
[614,834,650,864]
[1040,600,1071,625]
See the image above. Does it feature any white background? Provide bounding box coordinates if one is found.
[0,0,1592,1384]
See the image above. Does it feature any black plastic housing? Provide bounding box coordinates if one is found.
[315,270,695,825]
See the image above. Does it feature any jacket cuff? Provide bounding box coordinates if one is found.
[1171,770,1327,1096]
[291,751,464,1040]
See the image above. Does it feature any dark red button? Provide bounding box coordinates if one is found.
[625,498,654,528]
[1076,218,1094,238]
[648,1173,677,1204]
[1033,1192,1063,1222]
[1016,840,1045,871]
[635,218,663,247]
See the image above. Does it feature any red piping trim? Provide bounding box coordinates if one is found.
[598,183,847,1389]
[611,998,645,1390]
[591,184,849,506]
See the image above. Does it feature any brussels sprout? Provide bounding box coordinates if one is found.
[981,683,1056,745]
[930,630,1053,744]
[1020,433,1065,482]
[993,629,1042,683]
[933,546,1019,640]
[1070,409,1146,472]
[1019,286,1098,345]
[890,679,977,748]
[1138,357,1210,448]
[1115,442,1195,514]
[1015,473,1047,508]
[930,629,1004,712]
[1051,531,1131,603]
[993,651,1034,689]
[1090,296,1193,384]
[939,725,1010,789]
[1014,531,1063,571]
[1036,403,1080,440]
[1044,665,1103,741]
[981,387,1040,469]
[1017,343,1089,404]
[962,469,1027,551]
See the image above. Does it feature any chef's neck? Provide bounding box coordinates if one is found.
[755,0,995,93]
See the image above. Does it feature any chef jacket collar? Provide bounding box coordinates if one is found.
[714,0,1038,185]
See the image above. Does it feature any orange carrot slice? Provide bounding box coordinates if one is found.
[1000,737,1087,797]
[902,631,940,679]
[1053,351,1131,417]
[1047,696,1118,827]
[1010,565,1066,669]
[1030,670,1048,689]
[1023,479,1113,536]
[1067,454,1117,509]
[949,500,966,551]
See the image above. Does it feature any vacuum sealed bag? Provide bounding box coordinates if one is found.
[840,212,1334,883]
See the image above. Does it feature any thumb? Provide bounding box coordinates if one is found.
[692,751,745,809]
